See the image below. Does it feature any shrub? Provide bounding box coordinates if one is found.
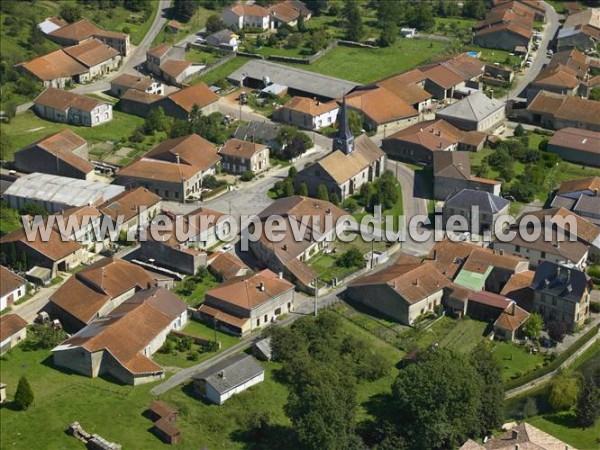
[240,170,255,181]
[14,376,34,410]
[548,321,568,343]
[590,302,600,314]
[337,247,364,268]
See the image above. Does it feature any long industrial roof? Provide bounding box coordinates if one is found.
[5,173,124,207]
[227,60,358,100]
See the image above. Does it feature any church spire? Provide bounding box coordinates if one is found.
[333,95,354,155]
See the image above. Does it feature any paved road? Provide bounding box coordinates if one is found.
[10,285,60,323]
[73,0,172,94]
[509,1,560,99]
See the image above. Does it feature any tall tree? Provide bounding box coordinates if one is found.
[471,342,504,434]
[285,359,358,450]
[522,312,543,340]
[14,376,34,410]
[60,3,82,23]
[317,184,329,201]
[206,14,225,33]
[391,350,483,449]
[575,376,600,428]
[172,0,198,22]
[549,370,582,412]
[304,0,328,16]
[342,0,363,41]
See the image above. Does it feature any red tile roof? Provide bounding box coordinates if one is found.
[34,87,103,113]
[49,19,101,41]
[20,49,87,81]
[62,39,119,68]
[166,82,219,112]
[0,266,26,297]
[0,314,27,342]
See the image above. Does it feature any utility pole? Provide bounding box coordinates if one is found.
[314,277,318,317]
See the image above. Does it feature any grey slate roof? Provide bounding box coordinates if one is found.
[445,188,509,213]
[207,29,235,44]
[574,195,600,216]
[437,91,505,122]
[234,121,281,143]
[550,195,577,210]
[194,354,264,395]
[530,261,590,301]
[228,60,358,100]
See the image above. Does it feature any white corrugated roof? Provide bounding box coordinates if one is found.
[5,173,124,207]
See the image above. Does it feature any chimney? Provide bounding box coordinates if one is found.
[512,430,519,440]
[432,249,437,261]
[175,153,180,165]
[278,271,283,279]
[259,282,265,291]
[511,301,516,315]
[413,279,419,286]
[282,244,287,251]
[499,249,504,255]
[218,370,224,378]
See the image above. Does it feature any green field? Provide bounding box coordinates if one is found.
[174,272,220,307]
[152,6,212,46]
[434,17,476,33]
[400,316,488,353]
[0,110,145,160]
[185,48,221,65]
[297,38,448,83]
[493,341,546,381]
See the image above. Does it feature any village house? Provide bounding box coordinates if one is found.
[198,269,295,335]
[551,177,600,225]
[52,287,187,385]
[166,20,183,34]
[223,3,270,29]
[146,43,173,76]
[345,256,451,326]
[436,91,506,132]
[205,29,239,51]
[0,314,28,355]
[33,87,112,126]
[474,1,534,52]
[193,354,264,404]
[381,119,487,165]
[219,138,270,175]
[530,261,592,329]
[274,96,339,131]
[557,7,600,52]
[451,247,530,294]
[375,74,433,113]
[345,87,420,133]
[500,270,536,308]
[110,73,164,97]
[61,39,121,79]
[433,151,501,200]
[49,257,155,331]
[98,187,162,235]
[294,99,386,201]
[53,205,107,253]
[466,291,529,341]
[547,127,600,167]
[159,59,205,86]
[118,89,165,118]
[461,422,576,450]
[4,172,124,213]
[0,266,27,312]
[442,189,510,236]
[208,251,251,281]
[268,1,312,28]
[0,227,84,282]
[250,196,348,291]
[524,91,600,131]
[13,129,94,180]
[157,82,219,120]
[114,134,220,202]
[18,48,87,89]
[253,337,272,361]
[492,226,590,269]
[136,207,229,275]
[527,49,590,102]
[48,18,130,55]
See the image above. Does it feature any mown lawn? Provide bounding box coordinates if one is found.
[492,341,546,381]
[297,38,448,83]
[0,110,145,160]
[528,412,600,450]
[401,316,488,353]
[185,48,221,64]
[174,272,221,308]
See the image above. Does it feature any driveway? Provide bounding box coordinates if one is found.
[509,1,560,99]
[73,0,172,95]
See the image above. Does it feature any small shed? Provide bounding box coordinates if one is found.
[166,20,182,34]
[147,400,179,423]
[152,418,181,445]
[253,337,272,361]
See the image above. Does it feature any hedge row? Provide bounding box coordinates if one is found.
[504,324,599,390]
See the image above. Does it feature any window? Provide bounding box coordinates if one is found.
[256,318,260,326]
[275,307,281,315]
[165,190,170,197]
[541,251,546,258]
[515,245,520,252]
[264,314,268,323]
[175,191,180,199]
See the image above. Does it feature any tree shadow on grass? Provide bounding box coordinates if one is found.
[230,423,297,450]
[543,411,580,429]
[180,380,214,406]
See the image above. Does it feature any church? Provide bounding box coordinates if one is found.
[294,97,386,201]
